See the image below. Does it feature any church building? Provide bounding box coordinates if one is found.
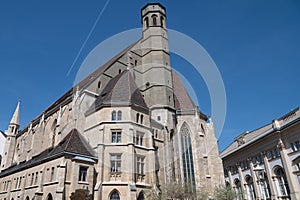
[0,3,223,200]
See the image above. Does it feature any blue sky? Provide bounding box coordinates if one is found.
[0,1,299,151]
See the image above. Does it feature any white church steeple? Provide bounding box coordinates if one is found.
[1,100,20,170]
[9,100,20,127]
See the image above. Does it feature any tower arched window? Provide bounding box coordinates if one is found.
[144,17,149,28]
[117,111,122,121]
[136,113,140,123]
[110,190,120,200]
[160,16,164,28]
[152,14,158,26]
[140,114,143,124]
[112,111,116,121]
[180,123,196,191]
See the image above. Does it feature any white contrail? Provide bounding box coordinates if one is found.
[67,0,111,76]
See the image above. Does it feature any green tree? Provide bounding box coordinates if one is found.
[146,182,209,200]
[212,185,237,200]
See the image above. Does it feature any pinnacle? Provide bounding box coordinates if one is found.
[10,100,20,126]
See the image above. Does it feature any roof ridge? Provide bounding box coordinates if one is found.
[64,128,76,151]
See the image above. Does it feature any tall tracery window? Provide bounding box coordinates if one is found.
[274,166,290,197]
[180,123,196,191]
[110,190,120,200]
[245,175,256,200]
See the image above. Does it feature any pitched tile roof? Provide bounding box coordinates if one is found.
[91,70,148,110]
[0,129,95,177]
[172,70,196,111]
[51,129,95,157]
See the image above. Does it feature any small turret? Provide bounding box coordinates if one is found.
[8,100,20,135]
[1,101,20,170]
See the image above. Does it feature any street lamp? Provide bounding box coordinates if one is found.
[253,164,266,200]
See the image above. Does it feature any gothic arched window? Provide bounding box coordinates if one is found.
[180,123,195,191]
[110,190,120,200]
[112,111,116,121]
[136,113,140,123]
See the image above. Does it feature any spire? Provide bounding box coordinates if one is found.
[10,100,20,126]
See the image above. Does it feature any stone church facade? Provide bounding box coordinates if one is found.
[0,3,223,200]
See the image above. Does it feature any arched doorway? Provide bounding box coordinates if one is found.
[110,190,120,200]
[46,193,53,200]
[137,191,145,200]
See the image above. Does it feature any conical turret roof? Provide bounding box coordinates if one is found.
[10,100,20,126]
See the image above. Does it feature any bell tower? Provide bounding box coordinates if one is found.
[140,3,175,118]
[1,101,20,170]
